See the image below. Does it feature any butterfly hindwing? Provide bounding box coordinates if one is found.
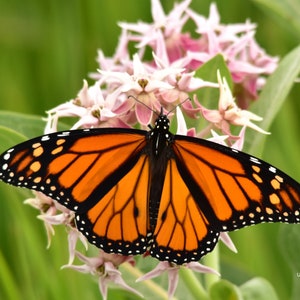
[151,158,220,264]
[76,153,151,256]
[0,128,156,256]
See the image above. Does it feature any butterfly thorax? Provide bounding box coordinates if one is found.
[148,114,173,158]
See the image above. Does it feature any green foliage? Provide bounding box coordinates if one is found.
[209,279,243,300]
[251,0,300,36]
[247,45,300,156]
[194,54,232,107]
[240,278,279,300]
[0,1,300,300]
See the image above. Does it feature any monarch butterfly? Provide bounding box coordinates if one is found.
[0,110,300,264]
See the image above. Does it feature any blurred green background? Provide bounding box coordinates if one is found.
[1,0,300,299]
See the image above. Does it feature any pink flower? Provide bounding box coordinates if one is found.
[138,261,219,299]
[118,1,277,106]
[45,80,124,132]
[94,28,131,73]
[197,70,270,136]
[220,232,238,253]
[98,53,184,125]
[24,192,70,248]
[119,0,193,62]
[62,251,141,300]
[186,3,278,106]
[19,1,279,299]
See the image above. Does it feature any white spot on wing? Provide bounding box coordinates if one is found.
[250,157,261,164]
[41,135,50,141]
[3,153,10,160]
[58,131,70,137]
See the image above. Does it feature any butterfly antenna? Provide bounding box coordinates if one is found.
[128,95,191,117]
[166,97,191,116]
[128,95,159,117]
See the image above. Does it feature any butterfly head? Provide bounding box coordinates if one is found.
[148,113,173,157]
[154,113,170,130]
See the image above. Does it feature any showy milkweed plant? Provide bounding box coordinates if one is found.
[1,1,300,300]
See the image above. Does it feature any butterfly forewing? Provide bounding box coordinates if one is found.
[172,136,300,231]
[0,128,147,213]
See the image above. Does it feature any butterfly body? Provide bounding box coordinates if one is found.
[146,114,174,229]
[1,113,300,264]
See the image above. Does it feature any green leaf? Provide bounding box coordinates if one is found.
[195,54,232,88]
[193,54,232,109]
[278,225,300,300]
[245,44,300,155]
[0,111,46,138]
[0,126,27,153]
[190,54,232,132]
[278,224,300,272]
[240,277,279,300]
[209,279,243,300]
[0,111,71,141]
[0,251,22,300]
[251,0,300,37]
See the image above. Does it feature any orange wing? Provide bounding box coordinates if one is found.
[76,153,151,255]
[149,135,300,264]
[0,128,146,211]
[2,121,300,264]
[172,136,300,232]
[151,158,219,264]
[0,128,153,255]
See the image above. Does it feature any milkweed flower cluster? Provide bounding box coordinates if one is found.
[27,0,277,298]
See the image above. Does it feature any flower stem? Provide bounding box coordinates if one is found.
[180,268,209,300]
[203,244,220,289]
[121,262,178,300]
